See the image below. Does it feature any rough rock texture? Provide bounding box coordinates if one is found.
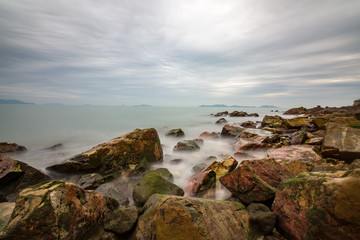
[322,122,360,163]
[233,131,271,151]
[290,131,308,145]
[0,155,50,201]
[173,140,200,152]
[77,173,104,190]
[214,111,228,117]
[200,131,220,138]
[241,121,256,128]
[272,170,360,240]
[0,142,27,153]
[0,202,15,232]
[215,117,227,124]
[283,107,307,115]
[132,194,250,240]
[165,128,185,137]
[133,172,184,206]
[148,168,174,182]
[247,203,276,239]
[95,182,130,206]
[0,181,119,240]
[186,156,238,197]
[230,111,248,117]
[261,115,290,129]
[221,124,245,138]
[220,158,309,204]
[104,205,138,235]
[47,128,163,175]
[267,145,322,164]
[285,117,311,129]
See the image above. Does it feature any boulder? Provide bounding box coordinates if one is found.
[199,131,219,138]
[214,111,228,117]
[0,142,27,153]
[322,122,360,163]
[133,172,184,206]
[0,202,15,232]
[283,107,307,115]
[0,181,118,240]
[0,155,50,201]
[230,110,248,117]
[165,128,185,137]
[47,128,163,175]
[220,158,308,204]
[215,117,227,124]
[234,151,255,160]
[305,137,323,145]
[233,131,270,151]
[285,117,311,129]
[261,115,289,129]
[240,121,256,128]
[95,182,130,206]
[353,99,360,107]
[221,124,245,138]
[104,205,138,235]
[173,140,200,152]
[77,173,104,190]
[267,145,322,164]
[290,131,308,145]
[132,194,250,240]
[272,170,360,240]
[148,168,174,182]
[248,113,259,117]
[247,203,276,239]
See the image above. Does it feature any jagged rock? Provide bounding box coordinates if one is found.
[0,202,15,232]
[95,182,130,206]
[233,131,271,151]
[272,170,360,240]
[261,115,289,129]
[241,121,256,128]
[133,172,184,206]
[0,142,27,153]
[173,140,200,152]
[0,181,118,240]
[0,155,50,201]
[47,128,163,175]
[132,194,250,240]
[104,206,138,235]
[283,107,307,115]
[200,131,220,138]
[221,124,245,138]
[165,128,185,137]
[290,131,308,145]
[215,117,227,124]
[267,145,322,164]
[77,173,104,190]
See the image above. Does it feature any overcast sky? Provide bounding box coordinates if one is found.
[0,0,359,107]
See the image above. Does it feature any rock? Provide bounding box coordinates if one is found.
[267,145,322,164]
[248,113,259,117]
[262,127,284,134]
[132,194,250,240]
[149,168,174,182]
[322,122,360,163]
[290,131,308,145]
[47,128,163,175]
[261,115,289,129]
[104,205,138,235]
[354,99,360,107]
[241,121,256,128]
[165,128,185,137]
[233,130,270,151]
[312,116,329,130]
[0,202,15,232]
[247,203,276,239]
[194,138,204,145]
[173,140,200,152]
[285,117,310,129]
[77,173,104,190]
[272,170,360,240]
[192,163,208,174]
[214,111,228,117]
[133,172,184,206]
[0,155,50,201]
[0,181,118,240]
[283,107,307,115]
[44,143,64,151]
[169,158,182,165]
[215,117,227,124]
[221,124,245,138]
[0,142,27,153]
[100,231,118,240]
[305,137,323,145]
[95,182,130,206]
[199,131,219,138]
[234,151,255,160]
[186,156,238,197]
[220,158,308,204]
[230,111,248,117]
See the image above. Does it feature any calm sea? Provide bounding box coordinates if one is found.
[0,104,284,199]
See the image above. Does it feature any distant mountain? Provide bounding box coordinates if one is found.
[0,99,34,104]
[133,104,152,107]
[259,105,279,108]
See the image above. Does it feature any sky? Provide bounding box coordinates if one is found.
[0,0,359,107]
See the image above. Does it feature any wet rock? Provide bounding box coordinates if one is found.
[233,130,270,151]
[149,168,173,182]
[96,182,130,206]
[283,107,307,115]
[267,145,322,164]
[0,181,118,240]
[261,115,290,129]
[0,202,15,232]
[214,111,228,117]
[165,128,185,137]
[133,172,184,206]
[234,151,255,160]
[192,162,208,174]
[173,140,200,152]
[0,155,50,201]
[194,138,204,145]
[0,142,27,153]
[248,113,260,117]
[305,137,323,145]
[290,131,308,145]
[322,122,360,163]
[200,131,220,138]
[132,194,250,240]
[77,173,104,190]
[44,143,64,151]
[230,110,248,117]
[286,117,311,129]
[47,128,163,175]
[104,205,138,235]
[272,170,360,240]
[241,121,256,128]
[215,117,227,124]
[221,124,245,138]
[247,203,276,239]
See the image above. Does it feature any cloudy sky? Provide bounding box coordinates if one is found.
[0,0,359,107]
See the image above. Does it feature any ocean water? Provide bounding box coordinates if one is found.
[0,104,284,200]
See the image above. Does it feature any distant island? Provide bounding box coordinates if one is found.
[199,104,278,108]
[0,99,34,104]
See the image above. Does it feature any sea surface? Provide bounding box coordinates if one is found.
[0,104,286,200]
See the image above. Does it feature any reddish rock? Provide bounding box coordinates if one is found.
[283,107,307,115]
[240,121,256,128]
[233,131,270,151]
[221,124,245,138]
[272,170,360,240]
[0,142,27,153]
[290,131,308,145]
[234,151,255,160]
[230,111,248,117]
[267,145,322,164]
[285,117,311,129]
[200,131,219,138]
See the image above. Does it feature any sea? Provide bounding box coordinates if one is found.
[0,104,287,200]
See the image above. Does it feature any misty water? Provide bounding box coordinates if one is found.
[0,104,287,201]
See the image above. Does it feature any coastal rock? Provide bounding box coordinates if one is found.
[221,124,245,138]
[322,122,360,163]
[0,155,50,201]
[283,107,307,115]
[233,131,270,151]
[248,113,259,117]
[1,181,118,240]
[272,170,360,240]
[285,117,311,129]
[0,202,15,232]
[77,173,104,190]
[290,131,308,145]
[267,145,322,164]
[247,203,276,239]
[0,142,27,153]
[192,162,208,174]
[47,128,163,175]
[133,172,184,206]
[230,111,248,117]
[215,117,227,124]
[132,194,250,240]
[305,137,323,145]
[353,99,360,107]
[104,205,138,235]
[165,128,185,137]
[149,168,174,182]
[240,121,256,128]
[200,131,219,138]
[95,182,130,206]
[234,151,255,160]
[220,158,308,204]
[261,115,289,129]
[214,111,228,117]
[173,140,200,151]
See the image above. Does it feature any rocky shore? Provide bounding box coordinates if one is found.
[1,100,360,239]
